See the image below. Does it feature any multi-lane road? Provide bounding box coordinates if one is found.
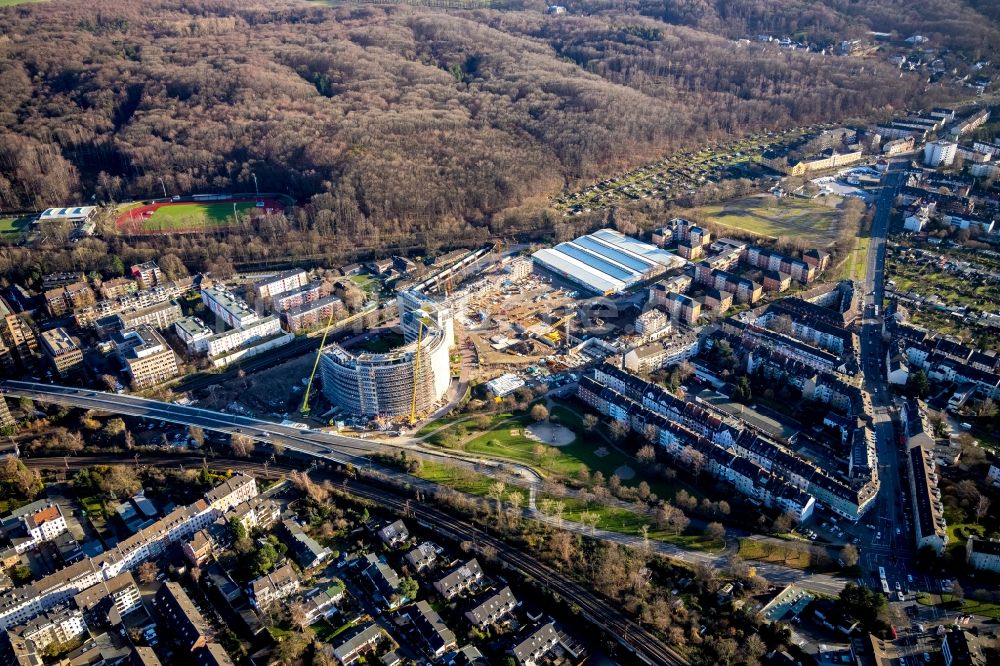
[0,379,540,487]
[857,160,915,594]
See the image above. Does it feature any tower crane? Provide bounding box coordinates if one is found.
[299,304,341,416]
[409,317,427,426]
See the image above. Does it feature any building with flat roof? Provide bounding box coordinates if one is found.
[282,295,344,333]
[253,269,308,302]
[113,325,179,389]
[129,262,163,290]
[39,328,83,378]
[38,206,97,225]
[201,285,258,329]
[532,229,684,295]
[484,373,525,398]
[966,536,1000,573]
[942,629,986,666]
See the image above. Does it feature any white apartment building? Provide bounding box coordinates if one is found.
[0,476,258,630]
[201,285,259,329]
[923,140,958,167]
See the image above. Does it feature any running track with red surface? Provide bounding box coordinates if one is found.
[115,198,284,233]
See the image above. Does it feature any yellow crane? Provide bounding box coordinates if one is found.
[299,304,341,416]
[536,310,577,342]
[409,317,426,426]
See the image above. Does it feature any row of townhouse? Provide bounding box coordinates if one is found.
[582,365,877,520]
[757,300,857,357]
[693,263,763,303]
[1,500,68,555]
[898,332,1000,400]
[746,346,865,416]
[743,246,819,284]
[74,278,194,328]
[578,373,815,521]
[0,475,257,629]
[735,320,856,376]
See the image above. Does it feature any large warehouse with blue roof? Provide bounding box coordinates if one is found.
[531,229,685,295]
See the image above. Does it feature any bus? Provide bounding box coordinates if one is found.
[881,579,891,595]
[878,567,887,580]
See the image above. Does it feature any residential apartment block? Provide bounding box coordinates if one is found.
[201,285,258,329]
[0,476,257,629]
[272,281,325,313]
[248,563,300,612]
[282,295,345,333]
[113,325,179,389]
[743,246,817,283]
[433,559,483,600]
[253,269,308,302]
[39,328,83,378]
[693,263,762,304]
[130,262,163,290]
[1,501,68,555]
[965,537,1000,573]
[907,445,947,554]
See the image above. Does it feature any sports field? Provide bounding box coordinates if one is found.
[0,215,32,242]
[690,194,842,246]
[115,198,283,234]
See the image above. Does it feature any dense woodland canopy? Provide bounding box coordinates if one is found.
[0,0,992,253]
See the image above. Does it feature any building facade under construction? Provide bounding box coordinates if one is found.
[319,291,453,419]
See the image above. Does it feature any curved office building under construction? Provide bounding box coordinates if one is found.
[320,291,453,419]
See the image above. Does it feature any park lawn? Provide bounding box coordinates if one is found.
[143,201,258,231]
[0,0,45,5]
[349,274,380,295]
[738,537,835,572]
[416,413,473,437]
[0,215,32,241]
[946,523,985,555]
[556,496,721,550]
[421,410,516,440]
[917,592,1000,620]
[414,461,498,497]
[690,195,840,245]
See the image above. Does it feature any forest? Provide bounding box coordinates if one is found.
[0,0,993,275]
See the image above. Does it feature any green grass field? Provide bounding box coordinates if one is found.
[443,406,691,501]
[0,0,46,6]
[917,592,1000,620]
[555,496,720,549]
[413,461,501,497]
[142,202,258,231]
[837,234,871,281]
[691,194,841,245]
[738,537,835,571]
[0,215,32,241]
